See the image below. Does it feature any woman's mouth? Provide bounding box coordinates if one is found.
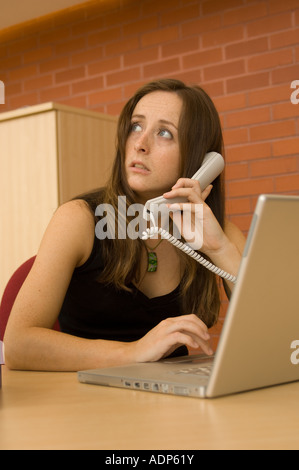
[130,162,150,173]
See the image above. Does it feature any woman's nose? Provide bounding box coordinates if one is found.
[134,133,150,153]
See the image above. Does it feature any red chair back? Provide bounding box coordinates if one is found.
[0,256,60,340]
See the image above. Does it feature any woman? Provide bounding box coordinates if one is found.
[4,79,245,371]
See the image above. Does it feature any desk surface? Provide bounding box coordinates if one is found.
[1,366,299,450]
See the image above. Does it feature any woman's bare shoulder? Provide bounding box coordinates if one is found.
[39,198,96,268]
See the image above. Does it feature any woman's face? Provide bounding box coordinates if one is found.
[125,91,182,204]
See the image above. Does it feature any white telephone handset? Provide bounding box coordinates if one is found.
[142,152,237,284]
[144,151,224,213]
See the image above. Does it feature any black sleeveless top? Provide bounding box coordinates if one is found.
[58,235,187,355]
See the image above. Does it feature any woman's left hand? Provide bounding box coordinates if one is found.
[163,179,228,256]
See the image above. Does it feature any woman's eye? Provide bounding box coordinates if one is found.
[131,122,142,132]
[159,129,173,139]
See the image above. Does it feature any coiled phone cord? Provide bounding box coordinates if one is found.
[142,226,237,285]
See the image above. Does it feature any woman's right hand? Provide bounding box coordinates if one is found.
[130,314,213,363]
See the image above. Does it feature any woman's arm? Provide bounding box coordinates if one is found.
[164,182,246,293]
[204,218,246,294]
[4,200,133,371]
[186,218,245,295]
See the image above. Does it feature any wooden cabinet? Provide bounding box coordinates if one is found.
[0,103,117,296]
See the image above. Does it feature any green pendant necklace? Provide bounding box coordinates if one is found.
[143,239,164,272]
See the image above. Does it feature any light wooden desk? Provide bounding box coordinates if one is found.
[1,366,299,450]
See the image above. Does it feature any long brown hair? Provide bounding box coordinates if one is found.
[82,79,225,328]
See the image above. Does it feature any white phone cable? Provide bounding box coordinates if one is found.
[142,211,237,284]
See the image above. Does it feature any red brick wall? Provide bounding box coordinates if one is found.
[1,0,299,226]
[1,0,299,345]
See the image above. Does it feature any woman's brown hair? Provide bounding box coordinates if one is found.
[82,79,225,328]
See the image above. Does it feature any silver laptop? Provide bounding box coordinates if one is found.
[78,194,299,398]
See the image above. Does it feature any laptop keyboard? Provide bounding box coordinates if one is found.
[176,364,213,377]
